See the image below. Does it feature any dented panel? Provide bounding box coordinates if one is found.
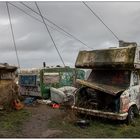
[75,46,137,69]
[72,106,128,120]
[76,79,125,96]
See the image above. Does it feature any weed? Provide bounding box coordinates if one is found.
[0,109,31,138]
[48,111,140,138]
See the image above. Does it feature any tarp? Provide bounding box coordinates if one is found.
[50,86,77,104]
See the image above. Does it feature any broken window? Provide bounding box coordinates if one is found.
[132,71,139,86]
[19,75,37,86]
[88,70,131,88]
[43,73,60,84]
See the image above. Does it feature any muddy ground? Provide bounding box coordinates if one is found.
[1,103,140,138]
[21,104,65,138]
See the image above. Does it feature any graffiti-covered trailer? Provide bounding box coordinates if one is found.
[19,69,41,97]
[72,42,140,123]
[19,67,85,99]
[40,67,85,98]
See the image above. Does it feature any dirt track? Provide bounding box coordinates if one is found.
[1,102,140,138]
[21,104,64,138]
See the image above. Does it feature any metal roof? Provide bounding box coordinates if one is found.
[0,63,17,71]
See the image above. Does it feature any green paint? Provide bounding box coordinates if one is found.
[40,67,85,99]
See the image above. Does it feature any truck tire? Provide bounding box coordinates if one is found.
[126,106,139,125]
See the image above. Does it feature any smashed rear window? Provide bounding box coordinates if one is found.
[88,70,131,88]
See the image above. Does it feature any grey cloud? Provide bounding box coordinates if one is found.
[0,1,140,68]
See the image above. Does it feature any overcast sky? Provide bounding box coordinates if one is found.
[0,1,140,68]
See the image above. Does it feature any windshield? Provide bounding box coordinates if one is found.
[88,70,131,88]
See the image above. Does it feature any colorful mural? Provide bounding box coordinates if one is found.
[19,67,85,99]
[19,75,37,86]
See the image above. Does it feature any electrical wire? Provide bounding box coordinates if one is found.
[20,2,92,49]
[7,2,73,39]
[7,2,80,68]
[6,2,20,68]
[35,1,66,67]
[82,1,119,41]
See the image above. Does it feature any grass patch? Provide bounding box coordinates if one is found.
[48,110,140,138]
[0,109,31,138]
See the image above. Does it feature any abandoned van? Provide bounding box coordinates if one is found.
[19,67,85,99]
[72,42,140,123]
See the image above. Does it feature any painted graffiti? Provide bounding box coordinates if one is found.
[19,86,40,96]
[43,74,59,84]
[19,75,37,86]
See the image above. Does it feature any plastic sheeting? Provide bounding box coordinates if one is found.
[50,86,77,104]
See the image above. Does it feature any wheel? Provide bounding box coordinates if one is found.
[126,106,139,125]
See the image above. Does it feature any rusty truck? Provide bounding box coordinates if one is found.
[72,41,140,124]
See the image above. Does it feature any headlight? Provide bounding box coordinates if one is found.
[120,92,130,113]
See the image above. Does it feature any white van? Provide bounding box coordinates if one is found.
[72,42,140,124]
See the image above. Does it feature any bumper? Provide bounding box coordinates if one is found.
[72,106,128,120]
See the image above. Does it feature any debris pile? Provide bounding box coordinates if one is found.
[36,86,77,109]
[24,97,37,106]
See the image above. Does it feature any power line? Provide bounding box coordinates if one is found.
[82,1,119,41]
[6,2,20,68]
[7,2,72,39]
[35,1,66,67]
[20,2,92,49]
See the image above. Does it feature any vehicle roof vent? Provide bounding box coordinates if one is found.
[119,40,137,47]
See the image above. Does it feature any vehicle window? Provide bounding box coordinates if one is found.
[19,75,37,86]
[133,71,139,86]
[88,70,131,88]
[43,73,60,84]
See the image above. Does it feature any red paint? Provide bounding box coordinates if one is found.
[52,103,60,109]
[112,72,124,84]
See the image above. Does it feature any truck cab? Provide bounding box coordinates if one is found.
[72,42,140,123]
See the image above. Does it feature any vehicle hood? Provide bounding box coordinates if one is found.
[76,79,126,96]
